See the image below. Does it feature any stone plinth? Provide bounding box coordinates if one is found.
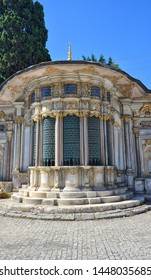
[145,178,151,193]
[135,178,144,193]
[28,165,117,192]
[63,167,80,192]
[93,166,105,190]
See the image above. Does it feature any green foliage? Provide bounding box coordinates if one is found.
[98,55,106,64]
[0,0,51,82]
[82,53,119,69]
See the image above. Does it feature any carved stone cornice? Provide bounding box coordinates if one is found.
[89,111,101,118]
[62,110,80,118]
[41,112,55,119]
[140,121,151,128]
[79,111,89,118]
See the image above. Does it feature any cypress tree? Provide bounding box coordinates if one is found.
[0,0,51,83]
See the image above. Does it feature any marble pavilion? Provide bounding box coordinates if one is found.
[0,59,151,208]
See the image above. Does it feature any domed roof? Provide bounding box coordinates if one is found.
[0,60,150,103]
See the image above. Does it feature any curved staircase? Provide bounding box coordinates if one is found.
[11,185,144,212]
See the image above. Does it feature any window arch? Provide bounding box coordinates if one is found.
[64,84,77,95]
[41,86,51,100]
[91,86,100,97]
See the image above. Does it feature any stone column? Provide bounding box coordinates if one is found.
[123,115,134,189]
[38,118,43,166]
[29,169,34,188]
[124,117,132,169]
[30,121,34,166]
[120,118,127,185]
[84,115,88,165]
[60,115,63,166]
[6,135,12,181]
[110,121,115,165]
[114,125,119,168]
[55,114,60,166]
[104,118,108,166]
[14,117,24,170]
[35,119,40,167]
[20,121,24,171]
[2,142,7,181]
[134,131,141,178]
[13,121,17,170]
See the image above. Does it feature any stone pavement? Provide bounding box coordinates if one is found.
[1,211,151,259]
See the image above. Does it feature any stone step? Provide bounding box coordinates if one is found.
[57,191,133,206]
[55,195,145,213]
[8,195,145,218]
[96,187,128,196]
[12,189,133,206]
[0,195,147,220]
[22,197,43,205]
[18,186,128,199]
[101,191,133,203]
[11,193,23,203]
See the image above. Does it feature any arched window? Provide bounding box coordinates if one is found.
[91,86,100,97]
[41,86,51,100]
[42,117,55,166]
[88,117,101,165]
[64,84,77,95]
[63,115,80,165]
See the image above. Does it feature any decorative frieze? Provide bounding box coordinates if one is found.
[140,121,151,128]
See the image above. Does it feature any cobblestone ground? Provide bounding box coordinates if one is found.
[1,212,151,260]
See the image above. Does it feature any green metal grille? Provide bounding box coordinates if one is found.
[42,117,55,166]
[88,117,101,165]
[63,115,80,165]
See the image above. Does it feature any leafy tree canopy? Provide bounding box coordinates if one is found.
[82,54,119,69]
[0,0,51,83]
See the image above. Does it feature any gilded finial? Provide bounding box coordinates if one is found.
[68,43,72,60]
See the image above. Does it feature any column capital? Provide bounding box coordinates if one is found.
[32,115,42,122]
[79,111,89,118]
[99,113,110,121]
[121,114,131,122]
[15,116,24,123]
[133,129,139,137]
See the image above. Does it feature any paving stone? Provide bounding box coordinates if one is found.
[0,209,7,215]
[37,214,55,220]
[81,213,95,220]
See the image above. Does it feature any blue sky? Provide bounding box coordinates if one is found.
[38,0,151,89]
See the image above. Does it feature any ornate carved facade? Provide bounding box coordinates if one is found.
[0,60,151,203]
